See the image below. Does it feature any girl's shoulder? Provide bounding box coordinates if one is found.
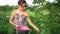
[11,10,18,16]
[24,11,29,17]
[12,10,18,14]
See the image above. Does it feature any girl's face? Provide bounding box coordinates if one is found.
[19,3,26,11]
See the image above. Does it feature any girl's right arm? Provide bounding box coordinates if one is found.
[9,10,18,27]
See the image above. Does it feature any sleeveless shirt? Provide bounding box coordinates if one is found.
[13,10,27,26]
[13,10,29,34]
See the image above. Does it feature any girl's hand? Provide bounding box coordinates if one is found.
[29,28,31,31]
[15,25,19,28]
[35,28,40,34]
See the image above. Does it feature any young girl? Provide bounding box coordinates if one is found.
[9,0,40,34]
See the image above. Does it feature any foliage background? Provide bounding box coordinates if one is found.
[0,0,60,34]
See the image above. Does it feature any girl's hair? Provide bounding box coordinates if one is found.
[18,0,26,5]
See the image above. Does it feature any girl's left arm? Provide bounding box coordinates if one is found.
[25,12,40,34]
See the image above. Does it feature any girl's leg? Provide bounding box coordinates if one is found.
[17,30,29,34]
[17,30,25,34]
[25,30,29,34]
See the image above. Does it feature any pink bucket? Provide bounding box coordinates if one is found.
[17,26,30,30]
